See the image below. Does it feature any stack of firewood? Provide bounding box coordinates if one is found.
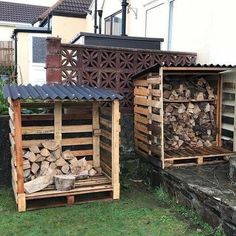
[164,77,216,150]
[163,77,215,101]
[23,141,98,193]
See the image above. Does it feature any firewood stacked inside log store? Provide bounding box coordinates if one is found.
[163,77,217,150]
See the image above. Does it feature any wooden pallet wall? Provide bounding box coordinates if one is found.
[21,103,94,162]
[134,73,163,165]
[99,107,112,178]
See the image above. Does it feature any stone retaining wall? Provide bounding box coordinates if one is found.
[139,158,236,236]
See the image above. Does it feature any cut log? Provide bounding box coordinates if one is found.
[31,162,40,175]
[56,169,63,175]
[85,163,93,171]
[70,165,80,175]
[42,141,59,151]
[89,168,97,176]
[55,158,67,167]
[52,149,61,159]
[75,170,89,180]
[95,167,102,174]
[28,152,37,163]
[29,145,40,154]
[24,169,31,179]
[35,154,45,163]
[61,163,70,174]
[163,77,217,150]
[78,157,87,170]
[69,157,80,175]
[62,150,75,160]
[50,162,57,170]
[24,169,56,194]
[40,148,50,157]
[54,175,75,191]
[39,161,50,176]
[23,160,30,170]
[47,154,57,162]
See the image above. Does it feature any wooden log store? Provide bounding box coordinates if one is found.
[133,64,235,168]
[3,84,122,212]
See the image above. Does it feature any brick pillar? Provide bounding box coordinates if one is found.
[46,37,62,84]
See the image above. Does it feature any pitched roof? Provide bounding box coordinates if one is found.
[0,1,48,24]
[37,0,92,22]
[3,84,123,101]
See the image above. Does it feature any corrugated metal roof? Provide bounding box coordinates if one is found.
[3,84,123,101]
[132,63,235,79]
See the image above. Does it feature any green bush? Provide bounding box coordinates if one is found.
[0,80,8,115]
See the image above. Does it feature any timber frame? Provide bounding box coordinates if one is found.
[134,66,235,168]
[8,99,120,212]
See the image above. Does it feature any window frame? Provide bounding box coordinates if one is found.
[104,10,122,35]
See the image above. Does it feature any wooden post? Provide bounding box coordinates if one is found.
[216,76,223,146]
[159,67,165,169]
[147,74,152,156]
[13,100,26,212]
[111,99,120,199]
[93,102,100,168]
[54,101,62,150]
[67,195,75,205]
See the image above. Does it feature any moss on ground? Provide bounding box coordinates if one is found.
[0,181,224,236]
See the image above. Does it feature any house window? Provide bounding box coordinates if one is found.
[145,0,175,50]
[32,37,46,63]
[105,10,122,35]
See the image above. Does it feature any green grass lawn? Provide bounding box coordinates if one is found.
[0,181,223,236]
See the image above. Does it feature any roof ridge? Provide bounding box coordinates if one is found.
[35,0,92,24]
[37,0,64,22]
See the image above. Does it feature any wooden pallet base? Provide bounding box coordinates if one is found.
[164,146,233,167]
[17,174,115,211]
[25,191,113,211]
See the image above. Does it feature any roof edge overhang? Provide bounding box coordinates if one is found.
[13,27,51,35]
[38,12,87,26]
[132,63,235,80]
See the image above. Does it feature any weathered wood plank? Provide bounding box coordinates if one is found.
[9,119,15,135]
[134,79,148,87]
[134,87,148,96]
[101,129,112,139]
[93,102,100,168]
[135,122,148,134]
[134,106,148,116]
[134,97,148,106]
[21,125,93,135]
[8,107,14,121]
[12,100,24,197]
[100,141,112,153]
[134,131,148,144]
[54,101,62,151]
[134,114,148,125]
[135,140,149,153]
[100,117,112,129]
[62,137,93,146]
[71,149,93,157]
[147,77,161,84]
[151,89,161,97]
[22,137,93,148]
[111,100,120,199]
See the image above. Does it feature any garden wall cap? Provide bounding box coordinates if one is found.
[3,84,123,101]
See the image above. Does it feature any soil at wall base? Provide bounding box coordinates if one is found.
[0,116,11,187]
